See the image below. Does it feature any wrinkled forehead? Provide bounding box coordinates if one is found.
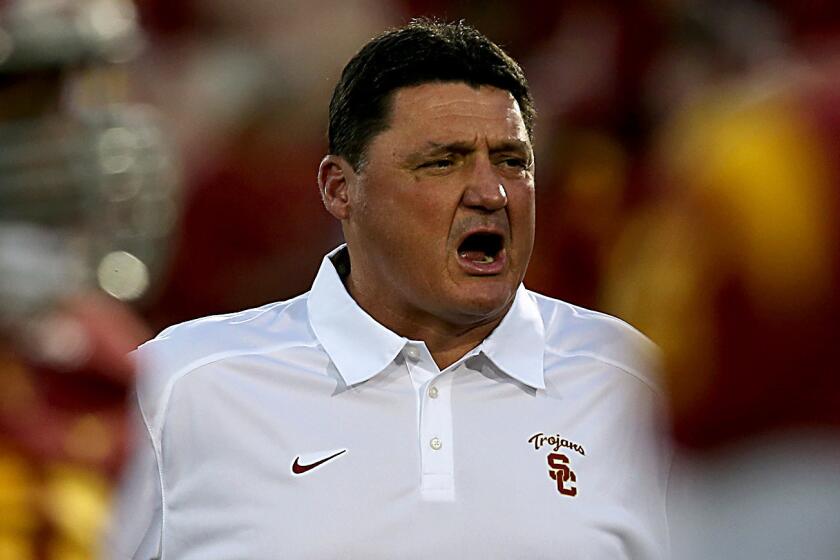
[383,82,530,146]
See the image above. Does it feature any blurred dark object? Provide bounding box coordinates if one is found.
[0,1,179,557]
[1,294,149,475]
[127,0,394,329]
[0,0,180,322]
[607,62,840,449]
[605,54,840,560]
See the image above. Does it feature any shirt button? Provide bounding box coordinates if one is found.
[430,437,442,450]
[428,386,439,399]
[405,347,420,361]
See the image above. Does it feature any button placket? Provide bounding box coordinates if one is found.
[419,372,454,501]
[401,341,456,501]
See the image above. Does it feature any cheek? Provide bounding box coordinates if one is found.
[509,184,536,231]
[360,182,454,259]
[395,180,461,235]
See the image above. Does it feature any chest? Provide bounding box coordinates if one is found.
[158,362,655,559]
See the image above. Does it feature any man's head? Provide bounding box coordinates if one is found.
[318,20,536,336]
[328,19,535,171]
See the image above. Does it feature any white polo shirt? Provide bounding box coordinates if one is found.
[108,247,670,560]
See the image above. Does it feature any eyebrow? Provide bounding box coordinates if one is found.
[415,138,532,157]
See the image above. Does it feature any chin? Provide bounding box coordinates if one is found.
[449,281,516,321]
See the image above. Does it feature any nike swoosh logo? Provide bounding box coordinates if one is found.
[291,449,347,475]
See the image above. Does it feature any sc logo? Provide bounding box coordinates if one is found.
[547,453,577,497]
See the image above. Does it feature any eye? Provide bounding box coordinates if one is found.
[498,157,529,170]
[420,158,455,169]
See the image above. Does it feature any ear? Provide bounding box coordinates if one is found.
[318,155,356,220]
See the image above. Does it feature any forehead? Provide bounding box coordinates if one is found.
[383,82,529,147]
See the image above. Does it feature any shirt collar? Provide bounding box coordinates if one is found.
[307,245,546,389]
[307,246,408,386]
[478,283,546,390]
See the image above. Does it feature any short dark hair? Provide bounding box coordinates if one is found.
[328,19,535,170]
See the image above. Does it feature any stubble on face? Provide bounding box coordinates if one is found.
[342,82,535,348]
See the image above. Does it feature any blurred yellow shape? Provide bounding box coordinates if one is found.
[47,534,95,560]
[667,92,835,313]
[0,450,37,533]
[0,532,34,560]
[62,414,114,464]
[605,206,717,409]
[43,463,111,556]
[0,353,37,416]
[605,81,837,415]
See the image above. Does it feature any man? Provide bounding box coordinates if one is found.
[110,20,669,559]
[606,58,840,560]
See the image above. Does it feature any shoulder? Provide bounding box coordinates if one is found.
[139,292,315,373]
[527,289,662,395]
[133,293,317,433]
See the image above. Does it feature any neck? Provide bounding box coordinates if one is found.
[345,274,506,370]
[400,315,503,370]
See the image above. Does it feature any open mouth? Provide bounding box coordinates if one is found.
[457,231,505,267]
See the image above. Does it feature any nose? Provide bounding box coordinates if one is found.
[461,157,508,211]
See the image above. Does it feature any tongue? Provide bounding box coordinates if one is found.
[460,250,489,262]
